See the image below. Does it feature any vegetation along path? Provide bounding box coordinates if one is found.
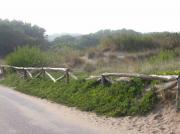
[0,85,112,134]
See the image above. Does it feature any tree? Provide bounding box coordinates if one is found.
[0,19,48,57]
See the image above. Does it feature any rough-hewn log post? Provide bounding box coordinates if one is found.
[176,76,180,111]
[1,67,6,77]
[101,75,106,85]
[23,68,27,79]
[65,69,69,84]
[42,68,45,78]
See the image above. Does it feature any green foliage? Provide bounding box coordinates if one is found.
[5,46,48,67]
[52,34,100,49]
[51,29,180,53]
[0,19,48,57]
[0,75,157,117]
[101,31,158,52]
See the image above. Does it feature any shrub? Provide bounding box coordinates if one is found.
[5,46,48,67]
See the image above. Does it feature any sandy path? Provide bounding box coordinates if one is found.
[0,85,180,134]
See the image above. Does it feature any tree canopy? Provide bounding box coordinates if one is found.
[0,19,48,57]
[51,29,180,52]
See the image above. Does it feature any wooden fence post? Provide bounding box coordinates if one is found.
[42,68,45,78]
[23,68,27,79]
[101,75,106,85]
[65,70,69,84]
[1,67,6,77]
[176,75,180,111]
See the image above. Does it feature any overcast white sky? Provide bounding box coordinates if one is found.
[0,0,180,34]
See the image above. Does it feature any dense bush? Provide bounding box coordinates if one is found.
[0,75,157,117]
[5,46,48,67]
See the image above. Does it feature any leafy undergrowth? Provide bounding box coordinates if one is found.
[0,74,157,117]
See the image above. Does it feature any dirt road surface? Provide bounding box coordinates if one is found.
[0,85,112,134]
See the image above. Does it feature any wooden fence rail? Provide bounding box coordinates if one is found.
[86,73,178,82]
[0,65,77,83]
[86,72,180,111]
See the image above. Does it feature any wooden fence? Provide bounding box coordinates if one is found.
[1,65,180,111]
[86,72,178,83]
[86,72,180,111]
[0,65,77,83]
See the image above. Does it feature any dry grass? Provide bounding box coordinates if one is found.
[47,47,84,68]
[0,59,4,64]
[45,47,180,75]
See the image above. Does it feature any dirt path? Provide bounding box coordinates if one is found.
[0,85,180,134]
[0,85,107,134]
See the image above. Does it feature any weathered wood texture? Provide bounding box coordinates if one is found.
[0,65,77,83]
[87,73,178,82]
[0,66,6,77]
[145,81,177,92]
[0,65,68,71]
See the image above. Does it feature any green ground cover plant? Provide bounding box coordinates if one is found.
[0,74,156,117]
